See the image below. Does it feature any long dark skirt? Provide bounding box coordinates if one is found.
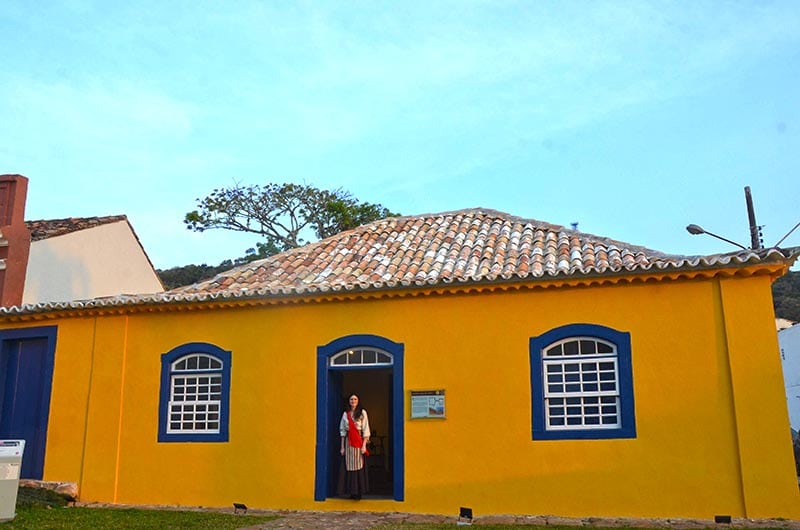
[337,449,369,498]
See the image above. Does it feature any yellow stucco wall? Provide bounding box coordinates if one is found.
[4,272,798,518]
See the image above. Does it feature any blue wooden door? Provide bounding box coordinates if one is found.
[0,331,56,480]
[326,370,343,497]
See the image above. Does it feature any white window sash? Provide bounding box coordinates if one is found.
[329,348,394,367]
[166,396,222,434]
[542,342,622,431]
[167,355,224,434]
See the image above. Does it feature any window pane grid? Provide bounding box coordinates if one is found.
[545,338,615,357]
[543,358,618,396]
[172,354,223,372]
[167,401,221,433]
[171,375,223,402]
[168,354,223,434]
[330,348,393,366]
[545,396,621,430]
[542,338,621,431]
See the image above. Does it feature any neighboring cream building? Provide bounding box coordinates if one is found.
[23,215,164,304]
[780,324,800,432]
[0,174,163,307]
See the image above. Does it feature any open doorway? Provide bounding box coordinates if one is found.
[315,334,404,502]
[340,368,392,497]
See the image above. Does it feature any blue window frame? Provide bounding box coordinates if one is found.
[158,342,231,443]
[530,324,636,440]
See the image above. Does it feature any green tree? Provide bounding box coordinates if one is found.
[161,182,399,290]
[185,182,398,253]
[157,263,229,290]
[157,243,284,289]
[774,270,800,321]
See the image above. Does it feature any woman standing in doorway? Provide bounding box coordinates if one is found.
[338,394,370,499]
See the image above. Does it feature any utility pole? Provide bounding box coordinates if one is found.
[689,186,798,250]
[744,186,762,250]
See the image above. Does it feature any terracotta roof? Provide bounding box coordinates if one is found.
[173,208,681,295]
[169,207,798,297]
[25,215,128,241]
[2,208,797,316]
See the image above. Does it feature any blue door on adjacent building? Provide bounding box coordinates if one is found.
[0,326,57,479]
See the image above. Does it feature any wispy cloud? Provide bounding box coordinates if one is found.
[5,78,193,145]
[268,2,800,185]
[1,1,797,265]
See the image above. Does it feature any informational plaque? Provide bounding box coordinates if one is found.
[410,390,445,419]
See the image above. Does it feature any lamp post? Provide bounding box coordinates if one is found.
[686,186,764,251]
[685,224,748,250]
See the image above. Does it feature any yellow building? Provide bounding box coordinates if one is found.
[1,209,798,519]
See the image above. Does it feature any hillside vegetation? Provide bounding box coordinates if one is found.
[774,270,800,322]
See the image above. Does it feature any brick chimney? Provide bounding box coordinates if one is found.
[0,174,31,307]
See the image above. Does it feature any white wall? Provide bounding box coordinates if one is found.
[22,221,163,304]
[779,324,800,431]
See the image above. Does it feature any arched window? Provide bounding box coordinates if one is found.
[329,348,393,366]
[158,343,231,443]
[530,324,636,440]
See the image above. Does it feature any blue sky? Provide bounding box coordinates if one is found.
[1,1,798,269]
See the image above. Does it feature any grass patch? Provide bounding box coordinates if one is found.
[2,505,277,529]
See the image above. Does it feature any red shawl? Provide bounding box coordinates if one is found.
[347,412,369,456]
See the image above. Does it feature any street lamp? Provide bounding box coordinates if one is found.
[687,186,799,250]
[686,186,762,251]
[685,224,748,251]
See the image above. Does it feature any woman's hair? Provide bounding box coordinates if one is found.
[347,394,364,420]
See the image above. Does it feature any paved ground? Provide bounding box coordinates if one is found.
[73,502,800,529]
[43,481,800,529]
[231,509,800,530]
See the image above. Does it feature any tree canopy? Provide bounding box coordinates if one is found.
[161,182,399,289]
[185,182,398,253]
[774,270,800,322]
